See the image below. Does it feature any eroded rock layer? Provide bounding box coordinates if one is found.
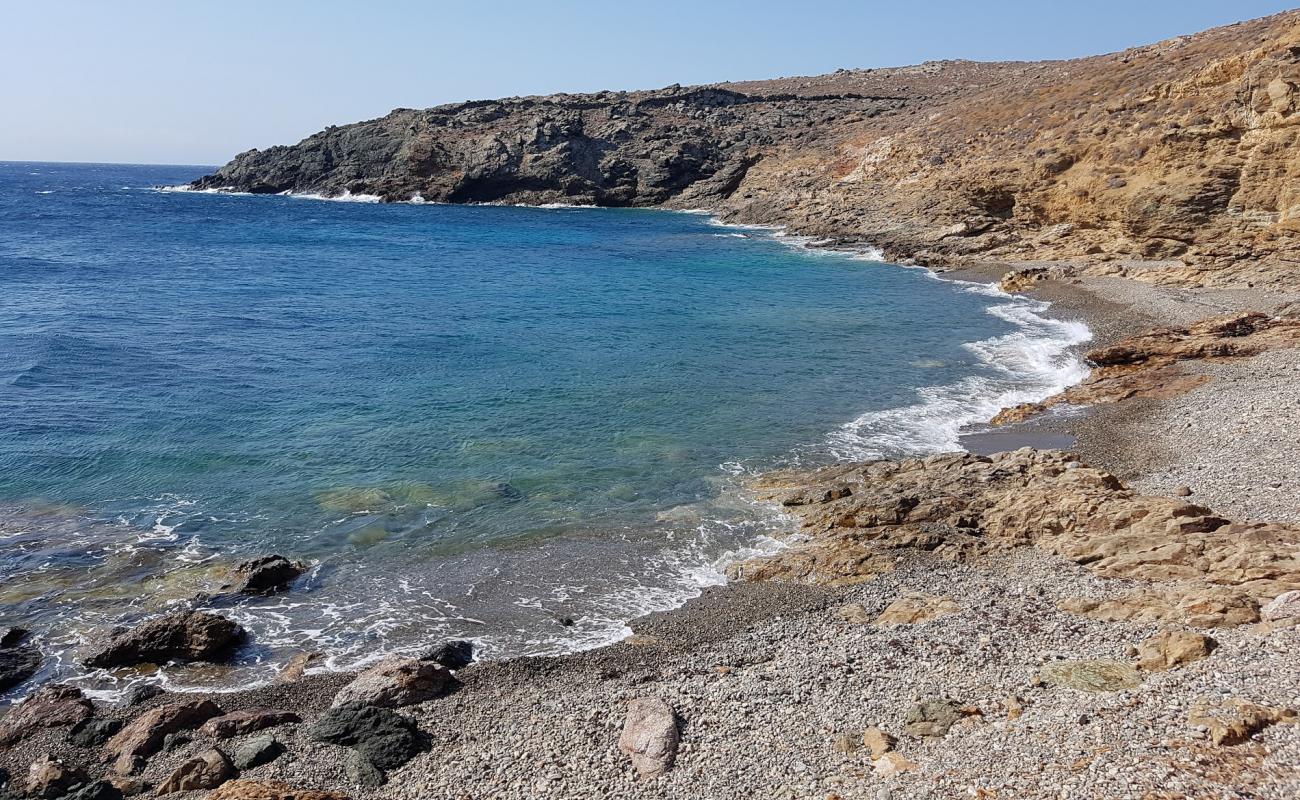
[734,448,1300,628]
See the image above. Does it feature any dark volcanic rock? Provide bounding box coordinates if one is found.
[233,555,308,595]
[69,717,124,748]
[309,702,427,770]
[120,684,163,707]
[84,611,245,668]
[232,735,284,771]
[419,639,474,670]
[0,634,41,692]
[343,752,385,788]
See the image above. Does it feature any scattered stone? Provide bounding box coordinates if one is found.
[156,749,234,795]
[1261,590,1300,621]
[200,709,301,739]
[1003,696,1024,720]
[1135,630,1216,671]
[308,702,427,770]
[69,717,124,748]
[106,700,224,774]
[874,593,961,626]
[26,755,90,799]
[862,727,896,759]
[419,639,474,670]
[873,752,918,778]
[331,657,455,708]
[1174,485,1193,497]
[1039,660,1143,693]
[1188,698,1298,746]
[232,736,284,771]
[903,698,961,738]
[84,611,245,668]
[233,555,308,595]
[831,732,859,754]
[205,780,351,800]
[278,652,323,683]
[343,752,385,788]
[617,697,680,778]
[0,684,93,746]
[836,603,872,624]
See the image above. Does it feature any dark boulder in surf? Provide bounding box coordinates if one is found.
[84,611,245,668]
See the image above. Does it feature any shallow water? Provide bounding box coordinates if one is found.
[0,162,1089,697]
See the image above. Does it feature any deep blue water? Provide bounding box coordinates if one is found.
[0,162,1088,694]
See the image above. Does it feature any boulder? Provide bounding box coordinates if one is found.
[874,593,961,626]
[1040,660,1143,692]
[26,755,90,799]
[69,717,124,748]
[331,657,454,708]
[1188,698,1298,746]
[1261,590,1300,621]
[308,702,427,771]
[233,556,307,595]
[106,700,224,774]
[121,684,164,707]
[84,611,245,668]
[903,699,961,738]
[419,640,474,670]
[232,736,283,771]
[0,684,93,746]
[0,630,41,693]
[205,780,352,800]
[156,749,234,795]
[1135,630,1216,671]
[200,709,301,739]
[616,698,679,778]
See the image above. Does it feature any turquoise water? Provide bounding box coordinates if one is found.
[0,162,1088,694]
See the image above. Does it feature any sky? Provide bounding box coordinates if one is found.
[3,0,1297,165]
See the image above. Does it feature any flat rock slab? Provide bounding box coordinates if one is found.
[200,709,301,739]
[1040,659,1143,692]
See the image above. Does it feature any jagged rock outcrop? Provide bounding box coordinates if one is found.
[732,448,1300,628]
[192,11,1300,287]
[84,611,245,668]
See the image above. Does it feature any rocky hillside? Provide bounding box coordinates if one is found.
[194,11,1300,286]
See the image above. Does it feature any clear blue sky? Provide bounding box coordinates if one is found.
[3,0,1296,165]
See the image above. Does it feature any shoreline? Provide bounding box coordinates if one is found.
[3,241,1299,798]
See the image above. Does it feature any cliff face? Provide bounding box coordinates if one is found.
[194,11,1300,286]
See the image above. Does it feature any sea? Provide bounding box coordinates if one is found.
[0,161,1090,698]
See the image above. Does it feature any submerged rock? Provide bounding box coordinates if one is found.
[617,698,679,778]
[232,555,308,595]
[0,632,42,693]
[84,611,245,668]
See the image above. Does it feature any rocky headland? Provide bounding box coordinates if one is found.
[2,9,1298,800]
